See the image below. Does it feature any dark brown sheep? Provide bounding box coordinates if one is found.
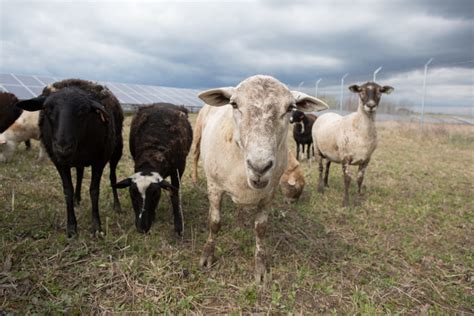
[114,103,192,235]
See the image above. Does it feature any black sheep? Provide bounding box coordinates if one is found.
[16,79,124,237]
[114,104,192,235]
[0,92,31,149]
[289,110,317,160]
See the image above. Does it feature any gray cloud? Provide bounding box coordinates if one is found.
[0,0,472,112]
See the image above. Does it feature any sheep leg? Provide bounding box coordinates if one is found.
[90,164,105,236]
[357,161,369,195]
[24,140,31,150]
[37,143,46,161]
[200,184,223,269]
[324,161,331,187]
[296,143,300,161]
[109,158,122,213]
[315,148,325,193]
[57,166,77,237]
[306,144,311,160]
[342,162,351,207]
[254,209,268,284]
[74,167,84,206]
[317,157,325,193]
[170,171,184,236]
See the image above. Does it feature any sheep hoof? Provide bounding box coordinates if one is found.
[93,229,105,239]
[199,242,215,269]
[66,224,78,238]
[175,228,183,238]
[92,224,104,238]
[199,254,215,269]
[113,203,122,214]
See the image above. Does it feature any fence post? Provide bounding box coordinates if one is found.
[315,78,322,97]
[420,58,434,129]
[373,66,382,82]
[340,73,348,113]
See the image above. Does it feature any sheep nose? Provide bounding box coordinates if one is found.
[247,159,274,175]
[54,143,74,156]
[366,101,377,108]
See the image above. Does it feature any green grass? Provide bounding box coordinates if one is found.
[0,117,473,313]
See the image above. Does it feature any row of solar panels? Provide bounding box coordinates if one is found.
[0,73,204,109]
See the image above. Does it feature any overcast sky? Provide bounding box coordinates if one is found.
[0,0,472,113]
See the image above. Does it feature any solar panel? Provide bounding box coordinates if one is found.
[129,84,149,94]
[2,84,35,99]
[29,86,45,96]
[128,93,153,104]
[114,83,136,94]
[113,91,139,104]
[35,76,57,85]
[15,74,43,86]
[0,73,204,110]
[0,73,19,85]
[137,84,159,94]
[105,83,124,95]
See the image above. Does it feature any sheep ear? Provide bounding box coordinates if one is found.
[381,86,394,94]
[113,178,132,189]
[348,85,361,93]
[158,179,178,192]
[292,91,329,112]
[16,96,46,111]
[198,88,234,106]
[90,101,109,122]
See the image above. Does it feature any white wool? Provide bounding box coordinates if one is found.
[0,111,44,163]
[130,172,163,200]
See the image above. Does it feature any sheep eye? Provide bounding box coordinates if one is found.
[287,104,296,113]
[230,101,238,109]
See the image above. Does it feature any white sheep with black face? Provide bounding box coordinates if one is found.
[312,81,394,207]
[192,75,328,283]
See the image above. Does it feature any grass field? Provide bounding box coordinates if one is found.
[0,114,473,314]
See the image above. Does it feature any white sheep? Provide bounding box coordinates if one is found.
[0,110,45,162]
[312,81,393,207]
[192,75,328,282]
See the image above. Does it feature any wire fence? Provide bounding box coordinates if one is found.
[292,59,474,125]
